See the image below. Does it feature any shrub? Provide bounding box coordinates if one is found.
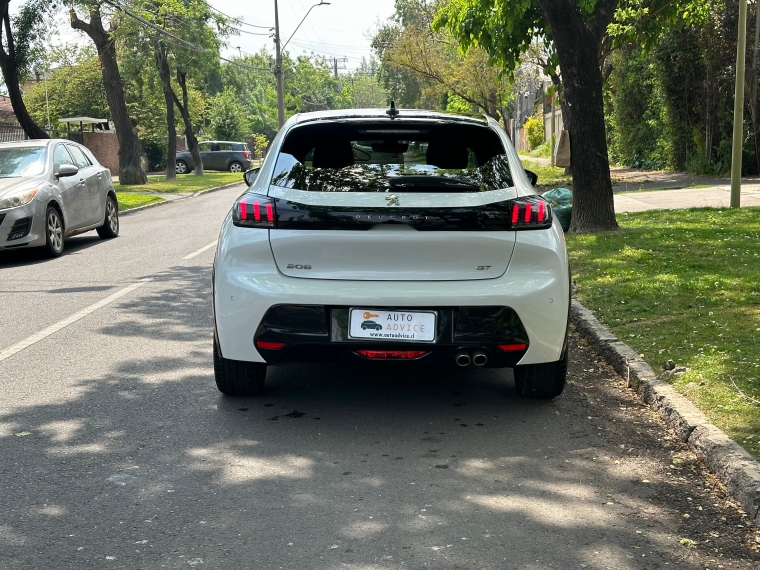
[524,115,545,151]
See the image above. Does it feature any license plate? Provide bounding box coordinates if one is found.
[348,309,436,342]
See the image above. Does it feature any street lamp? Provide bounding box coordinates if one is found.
[274,0,331,127]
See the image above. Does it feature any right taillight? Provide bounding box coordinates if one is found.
[508,196,552,230]
[233,194,276,228]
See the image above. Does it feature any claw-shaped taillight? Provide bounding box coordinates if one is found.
[508,196,552,230]
[233,194,276,228]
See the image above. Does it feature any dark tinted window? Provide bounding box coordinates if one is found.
[217,142,234,151]
[271,122,511,192]
[232,143,246,151]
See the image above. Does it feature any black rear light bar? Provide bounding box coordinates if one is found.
[233,194,552,231]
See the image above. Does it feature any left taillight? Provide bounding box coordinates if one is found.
[233,194,276,228]
[243,150,251,159]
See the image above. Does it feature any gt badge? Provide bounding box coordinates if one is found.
[385,194,400,206]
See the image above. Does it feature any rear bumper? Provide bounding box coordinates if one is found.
[252,305,529,367]
[213,217,570,366]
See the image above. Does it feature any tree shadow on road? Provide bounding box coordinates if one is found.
[0,262,757,569]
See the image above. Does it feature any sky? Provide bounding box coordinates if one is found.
[41,0,397,73]
[211,0,396,69]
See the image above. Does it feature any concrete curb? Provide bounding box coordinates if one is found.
[570,299,760,526]
[119,181,244,217]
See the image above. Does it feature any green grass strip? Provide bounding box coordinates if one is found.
[567,207,760,459]
[116,193,164,210]
[520,160,572,188]
[117,172,243,194]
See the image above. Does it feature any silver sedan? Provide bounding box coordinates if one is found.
[0,139,119,257]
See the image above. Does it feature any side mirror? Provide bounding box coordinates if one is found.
[56,164,79,178]
[244,167,261,186]
[525,169,538,186]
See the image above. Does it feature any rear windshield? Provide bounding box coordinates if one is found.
[271,122,512,192]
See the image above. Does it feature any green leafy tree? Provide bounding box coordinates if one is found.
[0,0,56,139]
[207,88,247,141]
[436,0,620,231]
[283,55,353,114]
[23,45,109,130]
[70,2,147,184]
[219,51,278,140]
[116,0,230,178]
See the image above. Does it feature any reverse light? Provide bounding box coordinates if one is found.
[508,196,552,230]
[356,350,428,360]
[234,194,276,228]
[497,343,528,352]
[0,187,39,210]
[256,340,286,350]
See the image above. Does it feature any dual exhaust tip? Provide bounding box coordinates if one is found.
[454,349,488,367]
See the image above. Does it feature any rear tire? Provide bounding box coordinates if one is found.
[213,332,266,395]
[514,346,568,399]
[96,195,119,239]
[229,161,243,173]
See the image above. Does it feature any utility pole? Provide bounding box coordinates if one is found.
[334,57,338,79]
[238,46,248,108]
[273,1,330,128]
[274,0,285,128]
[730,0,748,208]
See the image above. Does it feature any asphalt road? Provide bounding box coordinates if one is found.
[1,185,758,570]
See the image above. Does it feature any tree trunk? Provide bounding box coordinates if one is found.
[538,0,619,232]
[155,44,176,180]
[0,2,49,139]
[172,69,203,175]
[70,8,146,185]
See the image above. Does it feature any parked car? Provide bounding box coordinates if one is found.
[176,141,252,174]
[212,108,570,399]
[0,139,119,258]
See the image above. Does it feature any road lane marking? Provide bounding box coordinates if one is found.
[183,240,217,260]
[0,279,151,364]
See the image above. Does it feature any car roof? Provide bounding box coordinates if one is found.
[0,138,86,148]
[290,108,489,126]
[201,140,246,145]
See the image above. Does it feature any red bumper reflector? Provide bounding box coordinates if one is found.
[498,343,528,352]
[356,350,428,360]
[256,341,286,350]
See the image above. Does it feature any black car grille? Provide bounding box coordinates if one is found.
[7,217,31,241]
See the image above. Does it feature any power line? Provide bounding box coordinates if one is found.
[100,0,273,72]
[201,0,273,29]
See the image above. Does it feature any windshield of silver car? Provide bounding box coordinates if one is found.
[0,146,47,178]
[270,122,512,192]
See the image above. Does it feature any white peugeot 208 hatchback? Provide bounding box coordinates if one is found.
[212,108,570,398]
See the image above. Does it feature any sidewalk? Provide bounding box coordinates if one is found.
[611,167,760,211]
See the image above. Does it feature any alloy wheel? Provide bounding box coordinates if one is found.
[48,210,63,253]
[107,198,119,234]
[176,161,187,174]
[230,162,242,173]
